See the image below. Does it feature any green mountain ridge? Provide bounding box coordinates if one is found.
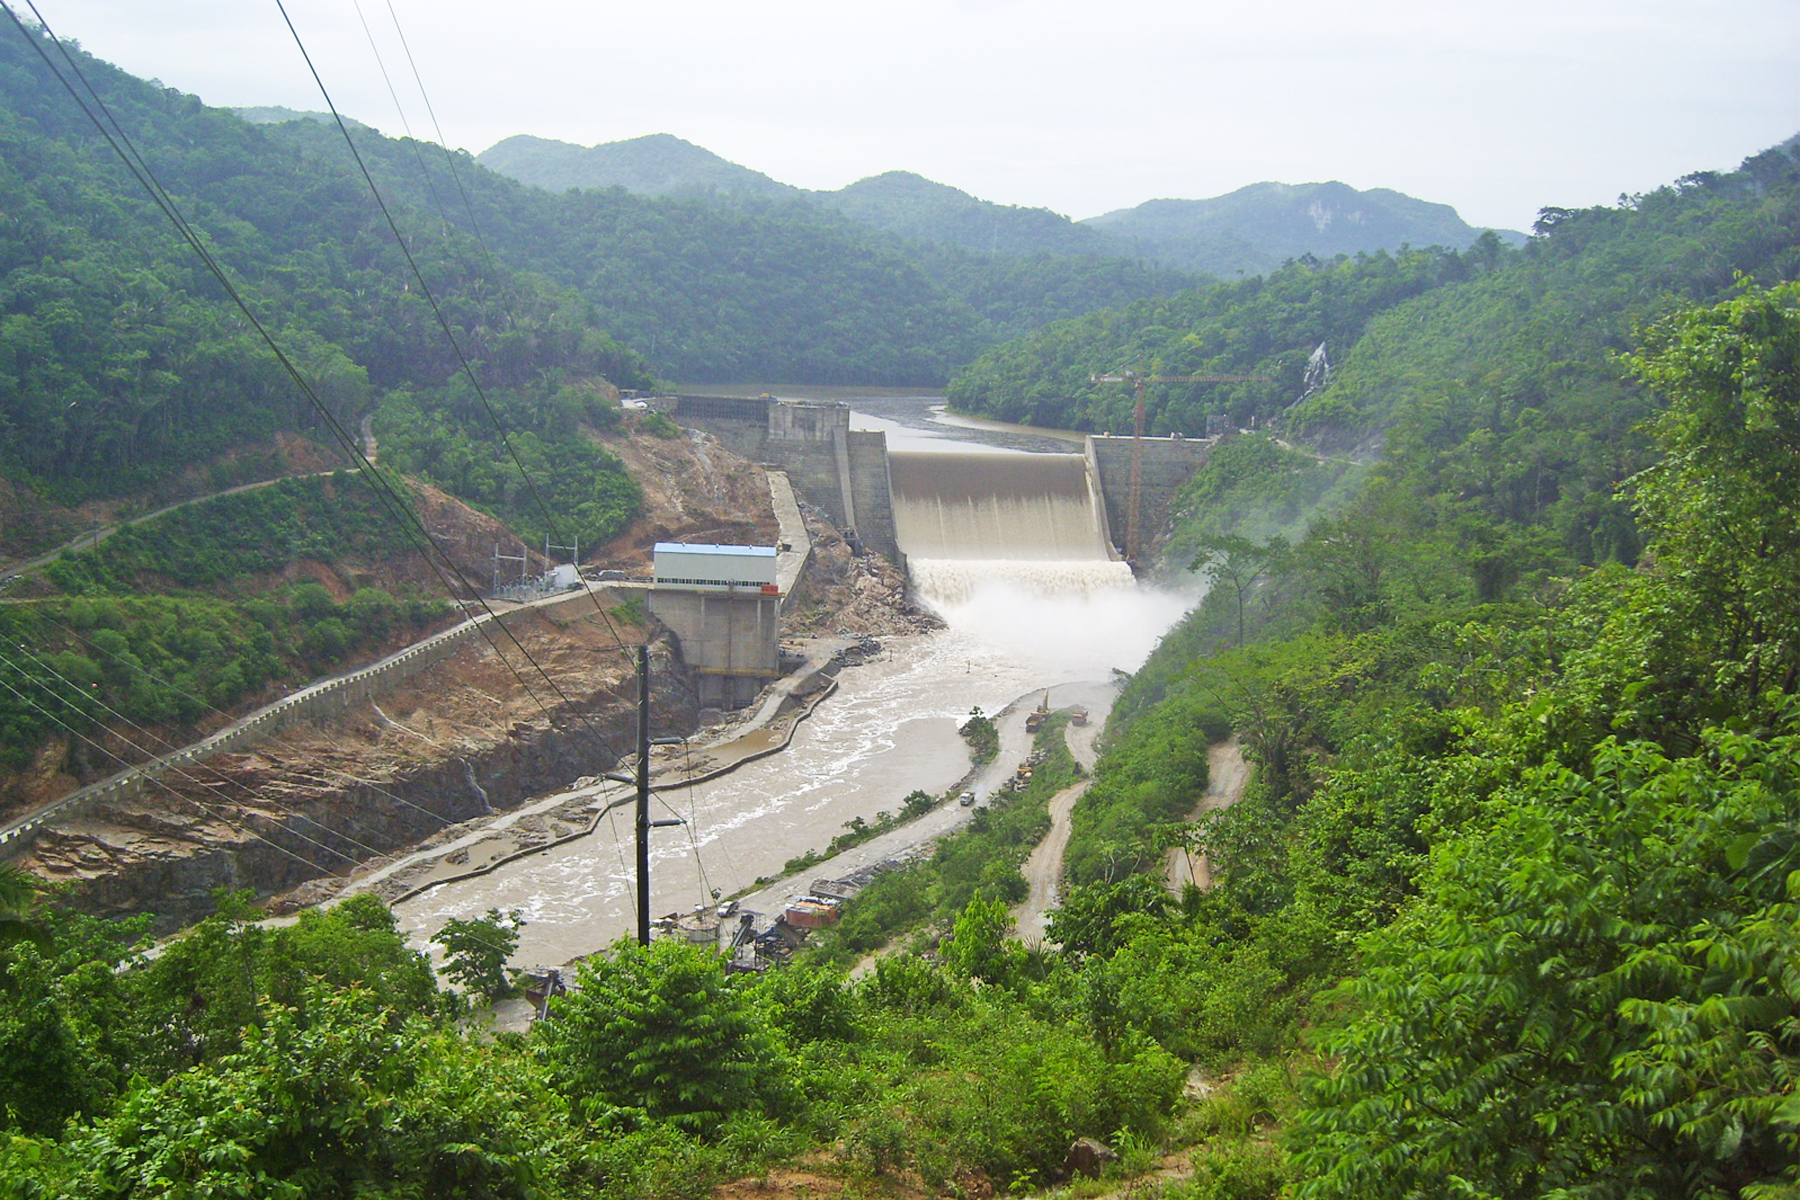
[475,131,1525,271]
[478,131,795,199]
[1083,179,1526,276]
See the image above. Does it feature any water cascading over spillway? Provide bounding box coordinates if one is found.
[888,450,1135,605]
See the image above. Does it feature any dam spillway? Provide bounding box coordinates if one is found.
[888,450,1135,604]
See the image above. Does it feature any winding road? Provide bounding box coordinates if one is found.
[1165,739,1250,892]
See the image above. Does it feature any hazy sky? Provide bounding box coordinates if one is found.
[30,0,1800,231]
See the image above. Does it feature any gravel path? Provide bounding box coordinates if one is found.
[1166,739,1250,891]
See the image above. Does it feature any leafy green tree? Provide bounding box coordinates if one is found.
[1191,533,1285,646]
[1294,725,1800,1198]
[64,987,572,1200]
[430,908,522,999]
[1626,281,1800,714]
[1047,876,1171,959]
[959,705,998,763]
[941,895,1018,984]
[536,938,788,1133]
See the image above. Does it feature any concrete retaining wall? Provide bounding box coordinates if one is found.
[647,590,782,708]
[1087,433,1216,557]
[666,396,900,566]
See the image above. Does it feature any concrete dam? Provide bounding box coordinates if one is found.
[657,394,1215,586]
[887,450,1133,604]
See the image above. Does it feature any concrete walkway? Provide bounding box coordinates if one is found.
[0,584,617,854]
[767,471,811,604]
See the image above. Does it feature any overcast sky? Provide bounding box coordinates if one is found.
[31,0,1800,232]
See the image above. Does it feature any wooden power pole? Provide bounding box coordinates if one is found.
[603,643,686,945]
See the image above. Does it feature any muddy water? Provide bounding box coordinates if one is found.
[395,391,1200,967]
[395,623,1086,966]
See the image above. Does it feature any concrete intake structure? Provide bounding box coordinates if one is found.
[656,396,901,564]
[646,543,783,710]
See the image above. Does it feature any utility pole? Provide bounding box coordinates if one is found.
[635,642,652,945]
[544,534,579,567]
[607,643,685,945]
[491,542,527,593]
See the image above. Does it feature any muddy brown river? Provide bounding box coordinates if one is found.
[394,392,1197,967]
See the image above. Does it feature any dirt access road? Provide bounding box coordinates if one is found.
[1010,735,1251,946]
[1166,739,1250,891]
[1011,701,1108,944]
[740,679,1117,942]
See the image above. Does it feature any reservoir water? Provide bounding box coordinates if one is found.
[394,390,1196,966]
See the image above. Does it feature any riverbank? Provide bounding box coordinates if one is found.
[290,639,857,911]
[727,678,1116,954]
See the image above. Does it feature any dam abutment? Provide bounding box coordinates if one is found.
[659,395,1215,567]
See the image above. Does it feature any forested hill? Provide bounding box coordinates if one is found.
[254,118,1210,379]
[0,24,653,517]
[1084,179,1523,276]
[479,132,796,200]
[474,134,1122,259]
[477,132,1519,272]
[1037,136,1800,1192]
[950,143,1800,446]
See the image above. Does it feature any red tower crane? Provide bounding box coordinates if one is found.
[1091,369,1269,563]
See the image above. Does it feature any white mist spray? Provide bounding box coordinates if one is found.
[910,564,1198,680]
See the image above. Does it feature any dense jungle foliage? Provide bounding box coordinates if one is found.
[949,142,1800,452]
[0,581,445,773]
[0,472,456,781]
[4,17,1800,1194]
[263,118,1202,383]
[0,27,654,518]
[15,270,1794,1199]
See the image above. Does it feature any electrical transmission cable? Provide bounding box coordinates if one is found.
[4,1,628,768]
[5,6,711,936]
[0,647,387,868]
[2,644,393,862]
[272,0,633,658]
[0,674,343,878]
[28,609,547,868]
[382,0,502,279]
[347,0,480,283]
[1,646,558,965]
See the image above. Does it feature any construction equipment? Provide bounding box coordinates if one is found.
[1092,369,1270,563]
[1025,689,1052,733]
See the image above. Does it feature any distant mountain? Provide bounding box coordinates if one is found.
[478,134,1528,274]
[476,138,1122,259]
[1084,181,1525,276]
[477,133,795,199]
[812,171,1123,258]
[233,105,367,130]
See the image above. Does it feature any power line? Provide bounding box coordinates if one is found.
[3,643,392,862]
[0,672,343,878]
[31,607,515,837]
[347,0,480,283]
[271,0,633,658]
[1,647,547,966]
[4,6,711,942]
[3,2,627,767]
[381,0,501,280]
[0,646,384,868]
